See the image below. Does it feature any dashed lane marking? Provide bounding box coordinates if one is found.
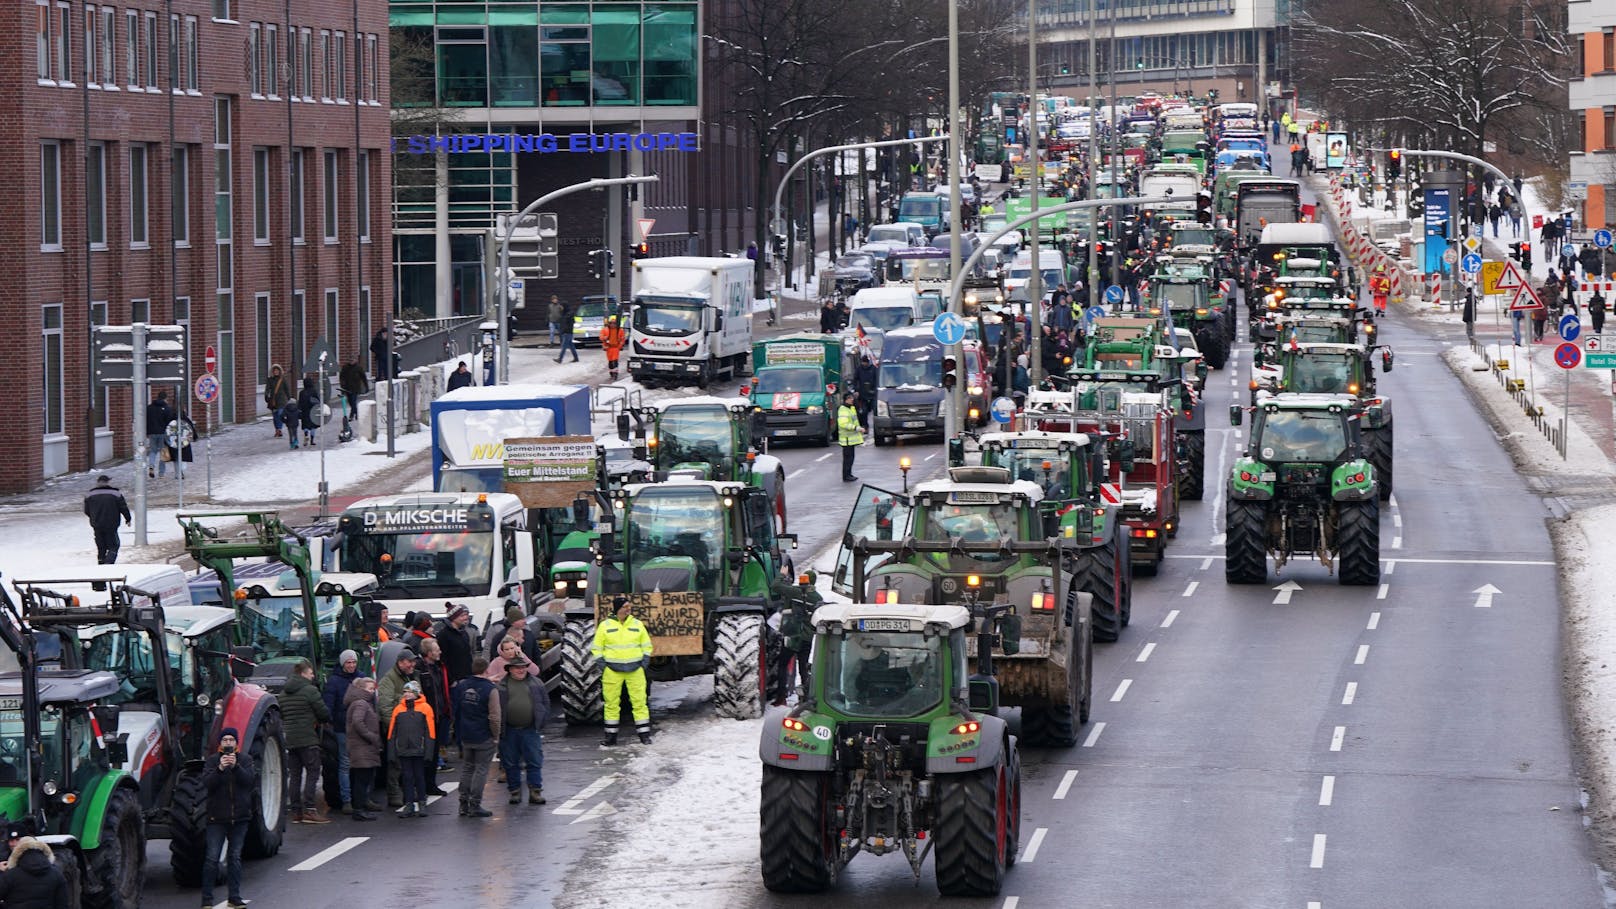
[1319,775,1335,807]
[289,837,368,872]
[1392,535,1402,549]
[1393,513,1402,528]
[1182,581,1199,597]
[1384,560,1396,575]
[1342,682,1357,705]
[1003,898,1020,909]
[1020,827,1048,863]
[1082,722,1106,747]
[1110,679,1133,702]
[1310,834,1328,868]
[1308,903,1323,909]
[1330,726,1346,752]
[1053,770,1079,800]
[1199,557,1214,571]
[1161,609,1180,628]
[1389,493,1398,509]
[814,453,833,462]
[1376,583,1389,600]
[1355,645,1369,665]
[787,468,805,479]
[1367,612,1381,630]
[924,453,937,461]
[1209,534,1226,547]
[1137,643,1156,662]
[425,781,459,807]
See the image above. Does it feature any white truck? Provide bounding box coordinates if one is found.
[628,256,755,387]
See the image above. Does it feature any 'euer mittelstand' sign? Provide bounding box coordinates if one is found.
[595,591,705,657]
[502,436,598,508]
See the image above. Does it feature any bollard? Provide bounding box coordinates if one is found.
[358,399,377,443]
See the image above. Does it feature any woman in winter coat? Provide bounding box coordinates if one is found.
[296,375,322,449]
[343,677,383,821]
[263,364,294,438]
[0,837,69,909]
[162,411,198,479]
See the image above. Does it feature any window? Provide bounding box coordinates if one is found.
[212,0,228,21]
[125,8,137,87]
[55,2,72,83]
[292,289,306,363]
[214,97,232,290]
[183,15,196,90]
[42,305,64,436]
[356,149,370,241]
[130,298,149,323]
[40,141,61,249]
[37,3,50,80]
[540,11,589,106]
[167,13,177,90]
[324,288,339,352]
[255,292,271,384]
[365,33,376,102]
[265,23,278,97]
[129,143,148,246]
[171,145,189,245]
[319,29,330,100]
[1606,107,1616,151]
[100,6,114,86]
[290,148,304,242]
[1604,28,1614,72]
[217,292,234,421]
[91,301,109,429]
[143,12,156,88]
[248,22,259,95]
[299,28,311,100]
[334,30,345,102]
[437,26,487,106]
[87,142,106,247]
[353,32,363,104]
[85,5,98,85]
[323,149,338,242]
[252,147,269,242]
[592,6,640,105]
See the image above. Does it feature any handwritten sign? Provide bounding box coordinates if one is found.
[595,591,705,657]
[502,435,598,508]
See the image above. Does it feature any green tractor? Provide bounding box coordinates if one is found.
[556,478,798,723]
[832,466,1095,746]
[618,396,789,528]
[1225,395,1381,586]
[1252,342,1394,498]
[758,598,1024,896]
[1149,264,1229,368]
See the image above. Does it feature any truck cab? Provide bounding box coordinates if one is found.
[628,256,755,387]
[748,335,844,446]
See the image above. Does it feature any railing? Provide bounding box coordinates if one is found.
[1472,340,1567,457]
[591,384,642,424]
[392,315,487,373]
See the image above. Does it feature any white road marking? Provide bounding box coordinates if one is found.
[1391,535,1403,549]
[924,453,938,461]
[786,468,805,480]
[553,773,622,817]
[1209,534,1226,546]
[1272,580,1302,605]
[1309,903,1323,909]
[1393,513,1403,528]
[1161,609,1180,628]
[1182,581,1199,597]
[1020,827,1048,863]
[1474,584,1501,608]
[1389,493,1398,509]
[814,452,832,462]
[1053,770,1079,800]
[1310,834,1328,868]
[1354,644,1369,665]
[1384,560,1396,575]
[1110,679,1133,702]
[571,801,618,824]
[424,781,459,806]
[1342,682,1358,705]
[1330,726,1346,752]
[1003,898,1020,909]
[1162,554,1555,566]
[1367,612,1381,630]
[1199,557,1214,570]
[1376,583,1389,600]
[289,837,368,872]
[1137,642,1156,662]
[1082,722,1106,747]
[1319,775,1335,806]
[1235,430,1243,440]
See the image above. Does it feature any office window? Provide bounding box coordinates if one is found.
[290,148,304,242]
[324,288,339,352]
[85,5,98,85]
[125,8,137,87]
[130,298,149,323]
[212,0,227,21]
[183,15,196,90]
[171,145,189,244]
[438,27,487,106]
[37,3,50,80]
[87,142,106,248]
[356,149,370,241]
[41,142,61,249]
[214,97,232,291]
[319,29,330,100]
[365,33,376,102]
[256,293,271,384]
[299,28,311,100]
[143,11,156,88]
[540,14,589,106]
[253,147,269,241]
[248,22,259,95]
[100,6,114,86]
[323,149,338,241]
[55,2,71,83]
[265,23,278,97]
[129,143,148,246]
[42,305,64,435]
[1604,29,1614,71]
[168,13,177,89]
[91,301,109,428]
[334,30,345,101]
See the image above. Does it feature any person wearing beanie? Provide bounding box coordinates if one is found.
[322,650,362,811]
[277,660,331,824]
[379,650,418,808]
[436,603,476,684]
[387,681,434,817]
[404,610,436,655]
[482,604,528,657]
[201,727,257,907]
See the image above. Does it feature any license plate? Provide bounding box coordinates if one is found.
[902,420,926,428]
[654,363,674,371]
[857,619,912,632]
[775,429,797,436]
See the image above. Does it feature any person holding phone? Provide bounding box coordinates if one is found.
[201,728,257,909]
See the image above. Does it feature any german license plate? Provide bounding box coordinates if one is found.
[902,420,926,428]
[775,429,797,436]
[654,363,674,371]
[857,619,911,632]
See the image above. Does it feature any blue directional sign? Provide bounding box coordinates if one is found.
[1085,305,1106,324]
[932,311,967,345]
[990,396,1017,424]
[1596,229,1613,249]
[1560,313,1581,343]
[1472,222,1483,239]
[1104,285,1125,305]
[1563,243,1577,259]
[1461,252,1482,274]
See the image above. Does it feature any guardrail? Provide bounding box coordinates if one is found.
[590,384,642,424]
[393,315,487,373]
[1471,340,1567,456]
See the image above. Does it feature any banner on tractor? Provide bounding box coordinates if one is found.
[502,436,598,508]
[595,591,706,656]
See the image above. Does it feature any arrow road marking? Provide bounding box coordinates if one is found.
[1473,584,1501,608]
[1272,580,1302,605]
[1053,769,1079,800]
[572,800,618,825]
[552,773,621,816]
[289,837,368,872]
[424,781,459,807]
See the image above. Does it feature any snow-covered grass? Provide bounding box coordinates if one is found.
[1440,344,1615,479]
[1553,505,1616,857]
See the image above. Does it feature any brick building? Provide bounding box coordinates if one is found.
[1572,0,1616,227]
[0,0,391,491]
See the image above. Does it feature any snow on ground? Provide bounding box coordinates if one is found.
[1553,504,1616,850]
[1440,344,1615,479]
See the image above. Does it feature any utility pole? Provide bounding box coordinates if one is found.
[1108,0,1120,285]
[945,0,965,437]
[1086,0,1100,308]
[1027,0,1044,384]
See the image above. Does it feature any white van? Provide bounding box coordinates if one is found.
[843,287,926,359]
[1005,249,1068,300]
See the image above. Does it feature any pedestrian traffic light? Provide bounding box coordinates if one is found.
[1387,150,1401,180]
[942,354,958,391]
[1512,241,1532,269]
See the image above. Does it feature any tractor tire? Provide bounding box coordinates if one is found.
[81,787,144,909]
[1225,499,1270,584]
[1070,546,1122,643]
[1365,425,1393,500]
[1179,432,1206,502]
[759,765,838,893]
[560,619,605,725]
[242,709,286,860]
[713,613,766,720]
[52,846,82,907]
[1079,620,1094,723]
[166,770,208,887]
[1004,739,1022,868]
[934,766,1009,897]
[1198,328,1229,369]
[1336,499,1382,586]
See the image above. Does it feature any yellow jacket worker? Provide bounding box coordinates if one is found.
[593,595,654,745]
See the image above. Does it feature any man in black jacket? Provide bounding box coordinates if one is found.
[201,728,256,909]
[446,361,474,391]
[0,836,69,909]
[435,604,476,684]
[144,391,174,479]
[82,475,130,565]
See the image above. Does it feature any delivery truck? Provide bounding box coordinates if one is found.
[747,334,845,446]
[628,256,755,387]
[429,384,591,492]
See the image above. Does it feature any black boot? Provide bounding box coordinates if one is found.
[638,731,654,745]
[468,801,493,818]
[602,730,619,747]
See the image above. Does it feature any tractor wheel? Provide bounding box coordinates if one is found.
[81,787,144,909]
[560,619,605,725]
[167,769,208,887]
[52,845,82,907]
[1079,619,1094,723]
[1365,425,1393,500]
[1225,499,1270,584]
[759,765,838,893]
[242,710,286,860]
[1070,546,1121,643]
[934,766,1009,897]
[1179,432,1206,502]
[714,613,766,720]
[1004,738,1022,868]
[1336,500,1382,586]
[1199,328,1229,369]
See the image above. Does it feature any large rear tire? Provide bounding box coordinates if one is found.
[934,766,1009,897]
[167,770,207,887]
[714,613,766,720]
[559,619,605,725]
[1336,499,1381,586]
[1225,499,1269,584]
[1365,425,1393,500]
[1003,739,1022,868]
[759,765,838,893]
[1070,545,1122,643]
[241,710,286,859]
[1179,432,1206,501]
[52,846,82,907]
[81,786,145,909]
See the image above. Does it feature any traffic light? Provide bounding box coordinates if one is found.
[942,354,959,391]
[1387,150,1401,180]
[1511,241,1532,269]
[1135,58,1144,69]
[605,249,617,278]
[631,241,649,261]
[1060,65,1070,75]
[588,249,604,281]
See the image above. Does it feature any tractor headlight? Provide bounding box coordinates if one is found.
[41,781,58,796]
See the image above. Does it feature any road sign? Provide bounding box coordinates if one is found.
[1099,483,1121,504]
[1560,313,1581,342]
[509,279,525,292]
[1508,281,1545,312]
[637,218,656,243]
[1562,243,1577,259]
[989,397,1016,424]
[1588,336,1604,351]
[1481,260,1505,295]
[1587,351,1616,368]
[203,345,217,374]
[932,311,967,345]
[194,373,220,404]
[1462,235,1481,254]
[1555,342,1583,369]
[1597,229,1613,249]
[1472,222,1483,239]
[1442,247,1458,266]
[1104,285,1124,305]
[1494,260,1527,292]
[93,324,187,385]
[1461,252,1482,274]
[1085,305,1105,324]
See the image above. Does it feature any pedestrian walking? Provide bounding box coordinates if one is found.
[264,365,294,438]
[854,354,878,431]
[1462,289,1476,341]
[554,300,580,363]
[163,410,197,479]
[370,328,392,382]
[1531,299,1549,341]
[836,392,863,482]
[82,476,130,566]
[435,603,476,684]
[546,295,563,347]
[418,638,452,795]
[1489,203,1503,238]
[1511,308,1525,346]
[200,728,256,908]
[296,376,321,448]
[1592,291,1608,334]
[496,655,550,804]
[600,313,627,381]
[321,649,361,812]
[451,656,501,817]
[388,682,434,818]
[343,677,382,821]
[594,595,654,746]
[278,660,332,824]
[0,836,69,908]
[446,361,474,392]
[339,356,368,422]
[144,391,174,478]
[1369,266,1391,315]
[378,649,418,808]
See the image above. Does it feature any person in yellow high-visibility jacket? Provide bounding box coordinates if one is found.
[593,595,654,746]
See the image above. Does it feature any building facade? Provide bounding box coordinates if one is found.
[0,0,391,492]
[1571,0,1616,228]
